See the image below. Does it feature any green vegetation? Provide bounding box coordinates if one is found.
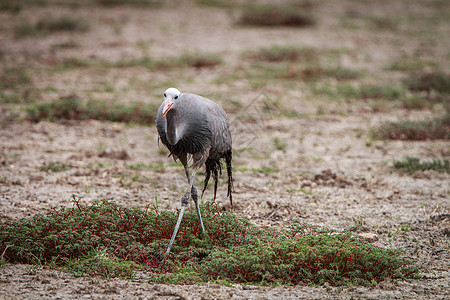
[157,52,223,69]
[39,162,69,172]
[244,46,348,65]
[245,46,320,62]
[0,198,418,285]
[26,96,158,124]
[53,52,223,72]
[196,0,234,8]
[403,71,450,94]
[313,83,404,100]
[111,52,223,70]
[16,16,89,37]
[399,95,432,110]
[0,67,31,89]
[371,114,450,140]
[0,66,36,104]
[124,162,165,171]
[55,57,91,70]
[237,4,316,27]
[386,57,438,72]
[0,0,163,10]
[96,0,163,7]
[273,137,287,151]
[0,0,22,13]
[364,15,398,31]
[237,46,360,87]
[393,157,449,174]
[339,12,399,31]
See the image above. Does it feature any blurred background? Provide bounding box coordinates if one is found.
[0,0,448,223]
[0,0,449,296]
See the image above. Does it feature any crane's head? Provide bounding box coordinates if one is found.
[161,87,180,119]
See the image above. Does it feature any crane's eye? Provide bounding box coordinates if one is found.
[174,95,178,99]
[164,93,166,97]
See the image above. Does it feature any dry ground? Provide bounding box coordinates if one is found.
[0,0,449,298]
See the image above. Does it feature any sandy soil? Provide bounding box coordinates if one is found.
[1,0,449,298]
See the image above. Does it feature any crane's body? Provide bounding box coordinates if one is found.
[156,88,233,257]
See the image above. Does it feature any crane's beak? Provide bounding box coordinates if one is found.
[161,100,174,119]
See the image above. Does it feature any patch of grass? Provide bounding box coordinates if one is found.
[371,114,450,140]
[241,46,359,85]
[400,93,450,112]
[95,0,163,7]
[393,157,449,174]
[26,96,159,124]
[39,162,69,172]
[237,4,316,27]
[273,137,287,151]
[324,67,362,81]
[386,57,438,72]
[196,0,235,9]
[247,63,360,85]
[365,15,399,31]
[157,147,169,155]
[51,40,79,50]
[105,52,222,70]
[16,16,88,37]
[403,71,450,94]
[106,57,155,69]
[0,0,22,13]
[54,58,91,71]
[245,46,320,62]
[15,21,38,38]
[399,94,434,110]
[286,188,312,195]
[253,167,278,174]
[0,198,418,285]
[0,67,30,90]
[0,67,36,104]
[67,248,139,278]
[340,12,399,31]
[125,162,164,171]
[37,16,89,32]
[314,82,446,110]
[313,83,404,100]
[157,52,223,69]
[131,175,150,182]
[356,85,404,99]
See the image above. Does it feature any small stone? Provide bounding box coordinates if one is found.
[357,232,378,242]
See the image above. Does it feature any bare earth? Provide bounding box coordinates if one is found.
[0,0,449,299]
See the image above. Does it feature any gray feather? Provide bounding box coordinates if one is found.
[156,92,233,204]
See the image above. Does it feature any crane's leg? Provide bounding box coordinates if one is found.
[164,165,199,257]
[164,151,208,258]
[186,168,205,235]
[191,185,205,235]
[164,192,189,256]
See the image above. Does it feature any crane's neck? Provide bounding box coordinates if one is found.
[165,109,182,145]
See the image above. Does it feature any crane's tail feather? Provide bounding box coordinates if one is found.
[201,151,233,208]
[225,150,233,208]
[202,158,221,200]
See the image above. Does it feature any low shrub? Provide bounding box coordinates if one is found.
[26,96,158,124]
[404,72,450,94]
[393,157,449,174]
[238,5,316,27]
[0,197,419,285]
[371,114,449,140]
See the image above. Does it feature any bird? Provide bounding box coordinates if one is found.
[156,87,233,257]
